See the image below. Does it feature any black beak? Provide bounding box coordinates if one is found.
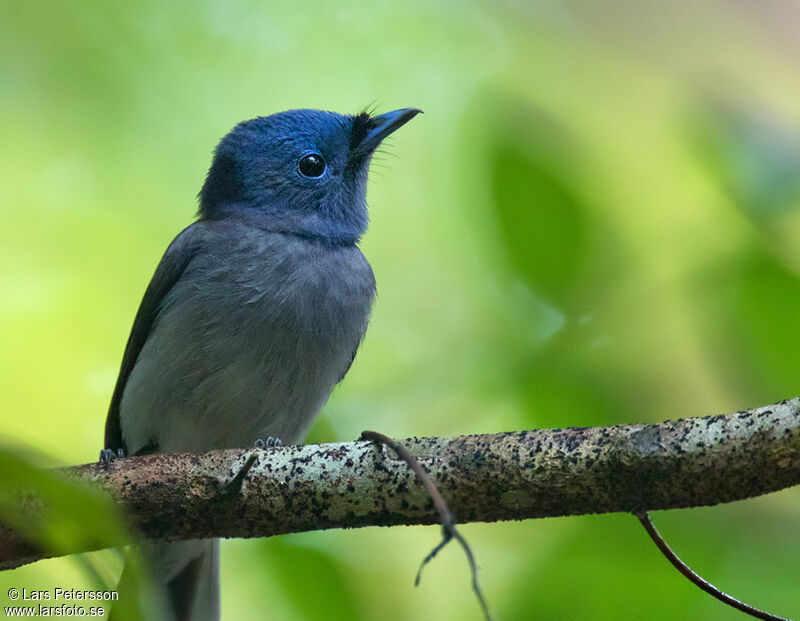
[358,108,422,154]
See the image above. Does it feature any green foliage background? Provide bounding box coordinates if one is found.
[1,1,798,619]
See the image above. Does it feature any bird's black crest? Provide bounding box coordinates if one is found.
[349,112,371,152]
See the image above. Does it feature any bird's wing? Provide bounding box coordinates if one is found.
[104,222,207,452]
[336,348,359,386]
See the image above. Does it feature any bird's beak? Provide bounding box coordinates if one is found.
[360,108,422,153]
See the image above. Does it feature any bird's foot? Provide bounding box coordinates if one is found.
[254,436,282,449]
[99,448,125,469]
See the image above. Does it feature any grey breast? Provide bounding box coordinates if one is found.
[119,220,376,454]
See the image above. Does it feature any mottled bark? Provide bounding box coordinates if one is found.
[1,398,798,570]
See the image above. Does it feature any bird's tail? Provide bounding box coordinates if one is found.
[112,539,220,621]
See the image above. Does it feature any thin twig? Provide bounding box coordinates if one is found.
[635,511,791,621]
[360,430,492,621]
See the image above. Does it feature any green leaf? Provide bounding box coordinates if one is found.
[690,98,800,224]
[258,538,364,621]
[485,101,623,320]
[490,124,589,309]
[0,450,125,556]
[693,249,800,402]
[0,448,157,621]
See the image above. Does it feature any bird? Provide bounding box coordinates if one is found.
[101,107,421,621]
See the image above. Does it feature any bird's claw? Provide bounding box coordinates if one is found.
[99,448,125,468]
[254,436,282,449]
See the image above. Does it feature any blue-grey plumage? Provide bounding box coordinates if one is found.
[105,107,420,620]
[121,220,376,455]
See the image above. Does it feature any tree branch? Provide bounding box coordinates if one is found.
[1,398,798,571]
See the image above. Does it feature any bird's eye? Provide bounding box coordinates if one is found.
[298,153,326,178]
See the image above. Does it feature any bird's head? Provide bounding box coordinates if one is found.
[198,108,421,245]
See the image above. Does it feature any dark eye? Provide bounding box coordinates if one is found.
[298,153,326,178]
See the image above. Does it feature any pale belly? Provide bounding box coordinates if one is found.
[119,232,374,455]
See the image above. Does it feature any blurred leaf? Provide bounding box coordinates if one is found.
[501,515,693,620]
[479,100,659,428]
[258,538,364,621]
[693,249,800,403]
[0,449,125,556]
[512,318,661,429]
[499,512,775,621]
[489,111,590,310]
[0,447,156,621]
[509,323,611,428]
[692,96,800,345]
[485,99,627,324]
[691,98,800,224]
